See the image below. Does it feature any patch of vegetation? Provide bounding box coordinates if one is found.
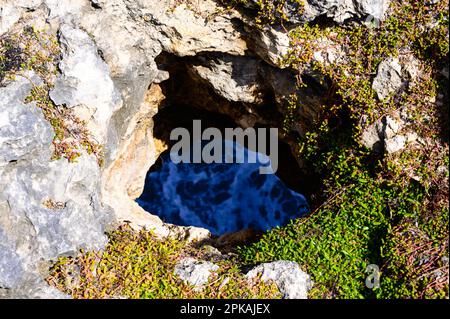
[285,0,449,123]
[0,26,59,85]
[240,138,448,298]
[47,225,281,299]
[239,0,449,299]
[225,0,304,26]
[0,39,25,83]
[25,85,104,165]
[1,26,104,165]
[379,222,448,299]
[251,0,303,26]
[169,0,305,25]
[167,0,230,21]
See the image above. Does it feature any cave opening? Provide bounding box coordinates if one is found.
[136,51,316,236]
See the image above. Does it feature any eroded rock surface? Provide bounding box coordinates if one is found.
[174,257,219,291]
[246,260,313,299]
[303,0,391,23]
[372,57,403,101]
[0,73,110,297]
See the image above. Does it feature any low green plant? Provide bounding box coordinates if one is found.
[227,0,305,26]
[0,26,60,84]
[47,225,281,299]
[25,85,104,165]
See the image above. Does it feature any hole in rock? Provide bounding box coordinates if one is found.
[136,52,313,236]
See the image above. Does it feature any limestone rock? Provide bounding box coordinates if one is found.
[303,0,391,23]
[90,0,102,8]
[386,132,418,154]
[174,257,219,291]
[372,57,403,101]
[0,0,413,299]
[243,0,390,24]
[383,115,401,139]
[189,54,264,104]
[0,230,23,288]
[134,0,247,57]
[182,226,211,243]
[361,114,418,154]
[0,275,70,299]
[385,135,407,154]
[246,260,313,299]
[44,0,88,22]
[188,52,300,110]
[0,72,49,164]
[1,153,111,259]
[0,1,22,36]
[0,75,110,295]
[0,0,42,35]
[246,25,291,67]
[49,24,122,144]
[361,120,384,152]
[100,83,172,237]
[356,0,391,21]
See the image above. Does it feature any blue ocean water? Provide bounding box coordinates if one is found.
[136,140,309,235]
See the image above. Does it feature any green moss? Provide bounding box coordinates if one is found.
[47,225,281,299]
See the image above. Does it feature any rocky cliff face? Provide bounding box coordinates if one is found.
[0,0,443,298]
